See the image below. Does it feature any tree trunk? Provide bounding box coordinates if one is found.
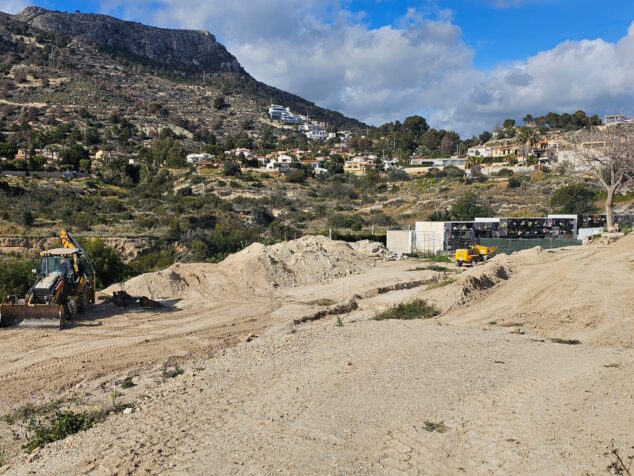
[605,186,616,231]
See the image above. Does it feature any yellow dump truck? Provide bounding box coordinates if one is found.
[0,230,96,330]
[454,244,498,267]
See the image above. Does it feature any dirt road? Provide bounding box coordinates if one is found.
[1,235,633,474]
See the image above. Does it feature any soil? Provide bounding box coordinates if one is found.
[0,235,632,475]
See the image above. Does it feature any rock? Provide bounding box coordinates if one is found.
[348,240,403,261]
[17,7,244,74]
[123,407,133,415]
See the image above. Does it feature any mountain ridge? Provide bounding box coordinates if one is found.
[1,6,366,133]
[16,6,245,75]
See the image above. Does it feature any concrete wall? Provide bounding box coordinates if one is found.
[386,230,415,255]
[577,228,603,240]
[414,222,447,254]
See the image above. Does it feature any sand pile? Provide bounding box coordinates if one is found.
[221,235,373,288]
[425,246,553,312]
[349,240,403,261]
[105,236,377,300]
[104,263,220,301]
[444,235,634,347]
[426,259,512,311]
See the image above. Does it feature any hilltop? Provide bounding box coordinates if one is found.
[0,7,366,146]
[16,7,244,74]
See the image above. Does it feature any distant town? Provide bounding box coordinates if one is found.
[3,105,630,182]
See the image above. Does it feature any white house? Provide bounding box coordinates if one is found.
[187,153,213,164]
[467,145,492,158]
[604,114,634,125]
[234,148,254,158]
[410,156,431,166]
[266,154,294,170]
[277,154,294,164]
[383,160,398,171]
[302,124,326,141]
[433,158,466,169]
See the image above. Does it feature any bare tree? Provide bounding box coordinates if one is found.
[577,124,634,230]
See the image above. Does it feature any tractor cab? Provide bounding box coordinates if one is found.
[38,249,78,278]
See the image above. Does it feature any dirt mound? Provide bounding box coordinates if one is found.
[104,263,218,301]
[445,236,634,347]
[222,235,373,288]
[349,240,403,260]
[426,259,512,312]
[105,236,376,300]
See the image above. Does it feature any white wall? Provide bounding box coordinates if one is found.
[386,230,415,254]
[414,222,447,253]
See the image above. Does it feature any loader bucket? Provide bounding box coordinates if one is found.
[0,304,66,330]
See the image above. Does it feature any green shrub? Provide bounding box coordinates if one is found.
[223,161,241,176]
[21,210,35,227]
[387,168,410,182]
[417,264,450,272]
[374,299,440,321]
[0,259,35,302]
[497,168,514,177]
[444,165,464,178]
[507,176,522,188]
[161,358,184,380]
[81,239,126,288]
[126,249,175,277]
[550,184,597,214]
[24,410,105,453]
[286,169,307,184]
[426,278,457,290]
[450,192,494,220]
[327,213,365,231]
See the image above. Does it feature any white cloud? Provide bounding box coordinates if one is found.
[479,0,553,9]
[0,0,31,14]
[438,22,634,134]
[99,1,634,135]
[100,1,474,127]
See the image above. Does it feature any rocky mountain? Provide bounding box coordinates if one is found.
[0,7,365,150]
[16,7,243,74]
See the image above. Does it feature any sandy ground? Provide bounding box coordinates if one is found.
[1,235,633,474]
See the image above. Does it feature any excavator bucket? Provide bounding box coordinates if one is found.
[0,304,66,330]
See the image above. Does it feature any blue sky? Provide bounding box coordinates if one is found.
[348,0,633,68]
[16,0,633,68]
[2,0,634,134]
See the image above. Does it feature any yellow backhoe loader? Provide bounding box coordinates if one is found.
[0,230,96,330]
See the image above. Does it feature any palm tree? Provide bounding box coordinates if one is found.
[518,127,541,157]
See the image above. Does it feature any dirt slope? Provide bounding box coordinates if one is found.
[104,235,378,300]
[1,236,633,474]
[4,316,633,475]
[443,233,634,347]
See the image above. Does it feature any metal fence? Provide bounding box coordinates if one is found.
[479,238,581,253]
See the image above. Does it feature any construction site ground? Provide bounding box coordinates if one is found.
[1,235,633,475]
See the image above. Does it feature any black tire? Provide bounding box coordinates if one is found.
[457,260,463,267]
[78,286,92,313]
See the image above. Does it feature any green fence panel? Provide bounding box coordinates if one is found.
[479,238,581,254]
